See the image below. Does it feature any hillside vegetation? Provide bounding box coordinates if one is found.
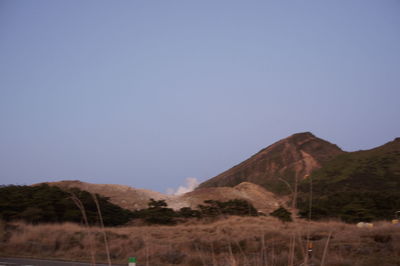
[0,184,132,226]
[0,184,260,226]
[298,138,400,222]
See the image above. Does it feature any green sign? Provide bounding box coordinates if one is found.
[128,257,137,263]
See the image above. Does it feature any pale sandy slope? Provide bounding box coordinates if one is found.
[40,180,284,213]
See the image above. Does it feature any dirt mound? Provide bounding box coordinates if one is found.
[180,182,284,213]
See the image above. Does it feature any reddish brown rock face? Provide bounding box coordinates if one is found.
[197,132,344,195]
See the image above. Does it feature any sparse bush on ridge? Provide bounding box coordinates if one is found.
[133,198,258,225]
[198,199,258,217]
[178,207,202,218]
[134,199,177,225]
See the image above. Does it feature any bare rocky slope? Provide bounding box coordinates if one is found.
[43,180,283,213]
[197,132,344,195]
[42,180,171,211]
[180,182,285,214]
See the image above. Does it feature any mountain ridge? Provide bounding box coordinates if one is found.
[197,132,344,194]
[35,133,399,222]
[297,136,400,222]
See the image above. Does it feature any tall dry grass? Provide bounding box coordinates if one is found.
[91,193,112,266]
[70,192,96,266]
[1,216,400,266]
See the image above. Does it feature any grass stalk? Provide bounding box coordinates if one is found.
[194,243,207,266]
[304,173,313,266]
[320,231,333,266]
[70,193,96,266]
[144,233,149,266]
[227,243,237,266]
[287,233,295,266]
[210,241,217,266]
[260,229,266,265]
[91,193,111,266]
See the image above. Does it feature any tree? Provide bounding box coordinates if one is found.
[136,199,177,225]
[198,199,258,217]
[0,185,133,226]
[148,198,168,209]
[270,207,292,222]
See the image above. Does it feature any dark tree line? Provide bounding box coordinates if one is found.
[0,184,261,226]
[0,184,132,226]
[132,198,259,225]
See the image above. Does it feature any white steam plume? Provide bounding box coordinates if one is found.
[167,177,199,195]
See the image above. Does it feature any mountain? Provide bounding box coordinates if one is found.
[297,137,400,222]
[42,180,283,213]
[32,133,400,223]
[198,132,344,195]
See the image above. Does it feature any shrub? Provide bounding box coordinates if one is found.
[198,199,258,217]
[134,199,177,225]
[178,207,202,218]
[270,207,292,222]
[134,199,259,225]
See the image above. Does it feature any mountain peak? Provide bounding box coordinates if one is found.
[198,132,343,194]
[289,131,315,138]
[280,132,319,147]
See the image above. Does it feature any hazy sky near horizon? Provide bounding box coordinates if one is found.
[1,0,399,193]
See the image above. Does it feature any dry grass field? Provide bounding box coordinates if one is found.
[1,217,399,266]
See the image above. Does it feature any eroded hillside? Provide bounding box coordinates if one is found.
[198,132,343,194]
[43,180,284,214]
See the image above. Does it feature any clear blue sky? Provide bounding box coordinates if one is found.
[1,0,399,192]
